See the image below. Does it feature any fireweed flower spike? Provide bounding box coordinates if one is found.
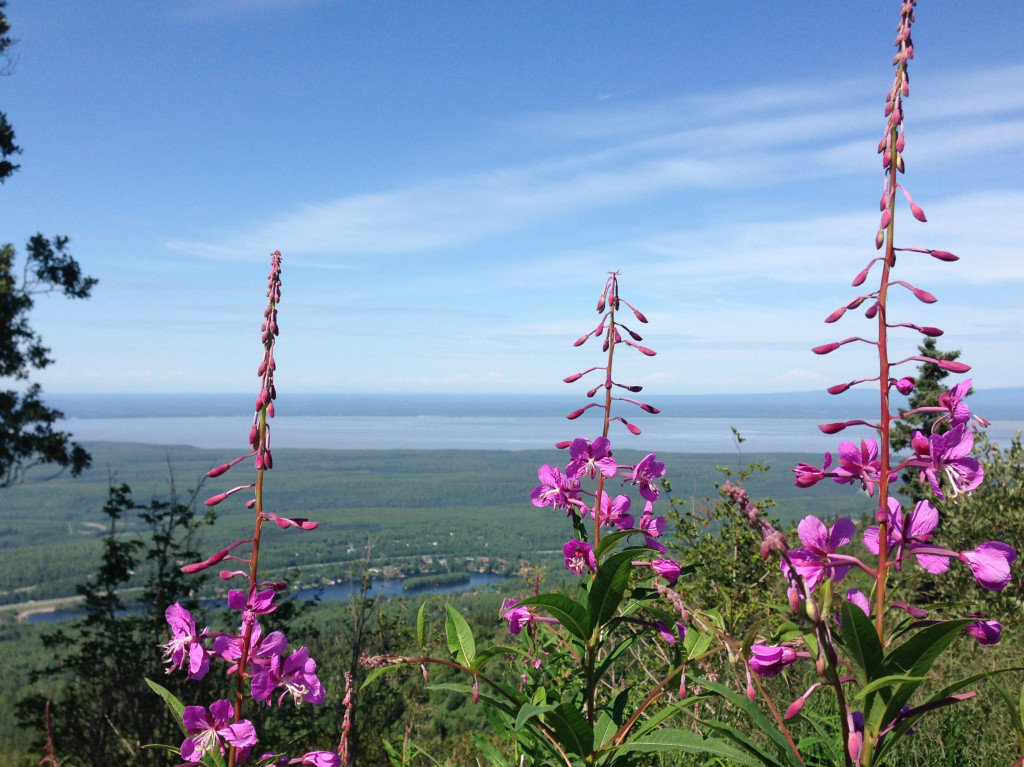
[163,253,335,765]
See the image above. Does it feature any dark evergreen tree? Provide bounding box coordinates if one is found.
[19,480,216,766]
[1,1,96,488]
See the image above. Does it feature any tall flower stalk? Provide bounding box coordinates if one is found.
[735,4,1018,765]
[151,252,341,767]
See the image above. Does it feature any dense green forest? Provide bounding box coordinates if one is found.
[1,437,1021,765]
[0,442,868,611]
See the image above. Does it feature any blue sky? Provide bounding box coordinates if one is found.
[5,1,1023,398]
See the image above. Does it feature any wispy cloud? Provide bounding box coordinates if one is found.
[165,66,1024,268]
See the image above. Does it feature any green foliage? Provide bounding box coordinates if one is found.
[17,479,214,766]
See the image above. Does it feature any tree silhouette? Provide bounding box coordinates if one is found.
[1,1,96,487]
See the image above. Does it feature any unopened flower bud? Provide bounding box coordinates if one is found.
[805,598,820,623]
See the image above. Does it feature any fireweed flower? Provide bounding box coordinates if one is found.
[212,620,287,675]
[501,598,559,635]
[650,558,681,585]
[629,453,666,502]
[958,542,1017,591]
[792,452,832,488]
[747,644,800,678]
[301,753,342,767]
[636,503,667,552]
[919,424,984,500]
[180,699,257,762]
[566,436,617,480]
[593,491,634,529]
[162,603,210,680]
[655,620,686,644]
[563,539,597,574]
[963,617,1002,646]
[782,516,857,591]
[251,646,326,706]
[530,464,583,514]
[831,439,895,496]
[864,497,948,573]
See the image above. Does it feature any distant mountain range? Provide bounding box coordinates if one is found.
[47,388,1024,421]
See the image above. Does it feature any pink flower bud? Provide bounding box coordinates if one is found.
[573,333,590,347]
[912,287,937,303]
[825,306,847,323]
[819,422,848,434]
[879,209,892,229]
[812,343,841,355]
[937,360,971,373]
[875,229,885,249]
[896,132,905,152]
[852,268,870,287]
[909,202,927,221]
[785,697,805,719]
[895,377,914,394]
[929,250,958,261]
[827,382,852,395]
[563,372,584,383]
[896,153,905,172]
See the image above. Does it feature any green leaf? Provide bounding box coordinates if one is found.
[445,604,476,666]
[699,719,786,767]
[547,702,594,757]
[470,644,519,672]
[519,592,591,641]
[145,678,188,739]
[851,675,926,700]
[694,679,804,767]
[471,734,510,767]
[361,661,410,689]
[416,601,427,652]
[589,549,637,628]
[515,702,559,732]
[1019,679,1024,737]
[839,600,883,685]
[871,618,974,733]
[592,711,619,752]
[612,728,763,766]
[594,529,634,558]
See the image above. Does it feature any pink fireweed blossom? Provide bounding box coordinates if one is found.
[832,439,895,497]
[301,752,342,767]
[958,542,1017,591]
[251,646,326,706]
[628,453,665,502]
[593,492,634,529]
[655,620,686,644]
[864,498,949,573]
[162,603,210,680]
[180,699,257,762]
[566,437,618,480]
[747,644,800,678]
[650,558,681,585]
[917,425,984,500]
[963,616,1002,646]
[212,620,287,676]
[501,598,560,635]
[637,502,667,552]
[782,516,862,592]
[530,464,583,514]
[563,539,597,574]
[793,452,832,488]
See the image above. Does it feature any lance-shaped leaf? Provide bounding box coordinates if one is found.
[444,604,476,666]
[839,600,884,685]
[611,728,763,766]
[519,592,591,641]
